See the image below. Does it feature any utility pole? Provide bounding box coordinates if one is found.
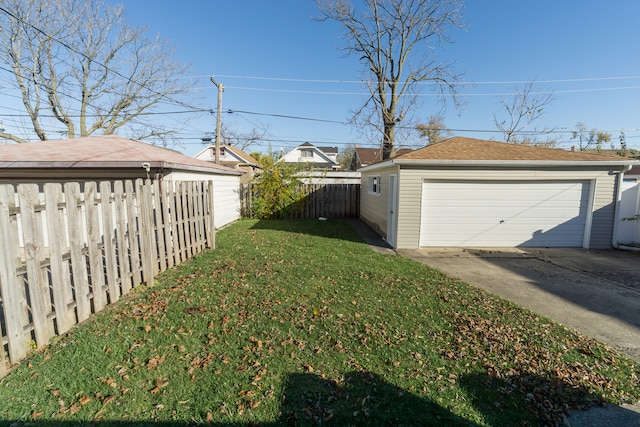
[210,75,224,164]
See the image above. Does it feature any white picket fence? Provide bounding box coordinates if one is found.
[0,179,215,375]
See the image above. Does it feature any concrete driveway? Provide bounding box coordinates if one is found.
[397,247,640,362]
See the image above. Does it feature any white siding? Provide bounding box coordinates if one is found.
[359,167,397,240]
[165,171,241,229]
[589,173,617,248]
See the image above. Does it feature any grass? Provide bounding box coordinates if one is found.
[0,219,638,426]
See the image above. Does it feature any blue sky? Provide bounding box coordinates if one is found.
[3,1,640,156]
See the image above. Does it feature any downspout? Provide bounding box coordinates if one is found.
[612,165,633,249]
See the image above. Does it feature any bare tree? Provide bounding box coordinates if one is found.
[316,0,464,159]
[220,123,269,152]
[0,0,192,144]
[336,143,356,170]
[416,114,452,145]
[493,82,556,145]
[571,123,611,152]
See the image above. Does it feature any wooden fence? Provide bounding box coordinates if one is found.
[0,179,215,375]
[241,183,360,219]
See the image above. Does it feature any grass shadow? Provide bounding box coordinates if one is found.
[280,370,480,426]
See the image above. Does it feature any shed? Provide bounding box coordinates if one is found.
[0,135,243,228]
[359,137,639,249]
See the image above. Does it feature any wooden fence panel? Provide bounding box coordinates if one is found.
[240,183,360,220]
[44,184,75,335]
[0,179,216,374]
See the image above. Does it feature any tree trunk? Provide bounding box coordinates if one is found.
[382,120,395,160]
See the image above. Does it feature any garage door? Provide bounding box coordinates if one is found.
[420,180,590,247]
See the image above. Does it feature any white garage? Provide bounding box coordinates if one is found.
[420,180,590,247]
[358,137,639,250]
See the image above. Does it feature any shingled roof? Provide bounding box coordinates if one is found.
[0,135,240,174]
[355,147,413,166]
[394,137,636,162]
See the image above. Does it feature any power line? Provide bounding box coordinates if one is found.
[211,73,640,86]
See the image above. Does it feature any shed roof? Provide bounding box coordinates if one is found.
[0,135,241,175]
[396,137,635,162]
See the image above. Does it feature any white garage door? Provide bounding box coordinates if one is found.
[420,180,590,247]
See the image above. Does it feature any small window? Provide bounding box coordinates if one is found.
[368,175,381,196]
[300,148,314,158]
[210,146,225,157]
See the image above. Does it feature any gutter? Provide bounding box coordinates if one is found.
[359,158,640,172]
[393,159,640,168]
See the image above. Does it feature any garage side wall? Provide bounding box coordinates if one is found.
[166,171,242,229]
[396,167,618,249]
[589,173,617,249]
[359,167,396,240]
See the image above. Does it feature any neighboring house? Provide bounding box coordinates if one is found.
[351,146,413,170]
[193,143,262,184]
[359,137,639,249]
[0,135,243,229]
[280,142,340,170]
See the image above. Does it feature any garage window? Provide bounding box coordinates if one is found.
[368,176,381,196]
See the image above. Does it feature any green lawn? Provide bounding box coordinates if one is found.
[1,219,638,426]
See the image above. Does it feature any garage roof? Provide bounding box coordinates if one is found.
[397,137,634,162]
[0,135,241,175]
[360,137,638,171]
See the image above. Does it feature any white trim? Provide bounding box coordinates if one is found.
[387,174,398,247]
[583,179,596,248]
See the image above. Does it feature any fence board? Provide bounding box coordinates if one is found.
[43,184,75,334]
[160,182,175,269]
[64,183,91,323]
[175,183,187,263]
[100,182,120,304]
[18,184,54,347]
[85,182,107,312]
[153,181,167,272]
[113,181,132,295]
[125,180,142,287]
[0,185,28,363]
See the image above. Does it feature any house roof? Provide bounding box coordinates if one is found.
[0,135,241,175]
[396,137,638,162]
[299,141,338,155]
[194,144,261,167]
[355,147,413,166]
